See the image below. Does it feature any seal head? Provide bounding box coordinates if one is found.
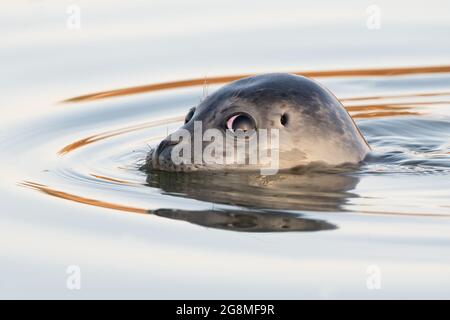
[146,73,370,172]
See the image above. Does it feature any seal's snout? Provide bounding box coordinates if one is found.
[155,137,179,156]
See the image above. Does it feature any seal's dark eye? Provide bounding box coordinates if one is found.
[226,114,255,132]
[281,113,289,126]
[184,107,195,124]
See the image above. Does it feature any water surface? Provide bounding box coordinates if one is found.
[1,0,450,299]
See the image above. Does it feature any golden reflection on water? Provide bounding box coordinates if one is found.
[348,102,425,119]
[63,65,450,103]
[340,91,450,102]
[58,116,183,155]
[21,181,147,214]
[349,101,450,119]
[90,174,137,185]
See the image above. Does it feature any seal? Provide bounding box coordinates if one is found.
[145,73,370,172]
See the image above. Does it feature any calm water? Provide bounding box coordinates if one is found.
[1,0,450,298]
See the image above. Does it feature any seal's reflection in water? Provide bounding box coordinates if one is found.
[153,208,336,232]
[145,168,360,232]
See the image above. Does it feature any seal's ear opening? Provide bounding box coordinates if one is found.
[281,113,289,126]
